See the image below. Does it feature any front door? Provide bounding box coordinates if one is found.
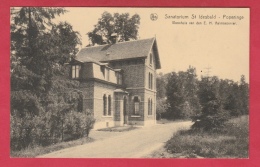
[123,96,127,124]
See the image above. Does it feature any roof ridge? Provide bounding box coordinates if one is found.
[82,37,155,50]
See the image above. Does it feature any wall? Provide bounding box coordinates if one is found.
[144,89,157,126]
[111,59,145,88]
[92,81,117,129]
[73,44,159,128]
[78,81,94,114]
[92,63,118,84]
[143,47,157,125]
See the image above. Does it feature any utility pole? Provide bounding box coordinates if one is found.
[204,65,212,78]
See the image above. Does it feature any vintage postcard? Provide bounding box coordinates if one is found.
[10,7,249,159]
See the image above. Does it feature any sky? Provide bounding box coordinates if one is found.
[55,8,249,82]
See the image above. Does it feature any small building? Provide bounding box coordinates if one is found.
[69,37,161,129]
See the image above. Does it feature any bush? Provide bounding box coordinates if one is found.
[11,111,95,151]
[192,100,230,132]
[156,98,169,120]
[63,112,95,141]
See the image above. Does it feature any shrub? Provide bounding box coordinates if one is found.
[156,98,169,120]
[63,111,95,141]
[192,100,230,132]
[11,114,33,150]
[10,111,95,151]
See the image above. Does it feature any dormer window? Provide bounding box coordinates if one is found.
[105,68,110,81]
[72,65,80,79]
[116,72,122,85]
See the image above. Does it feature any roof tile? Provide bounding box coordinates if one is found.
[75,38,155,62]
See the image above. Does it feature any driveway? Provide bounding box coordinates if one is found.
[38,121,192,158]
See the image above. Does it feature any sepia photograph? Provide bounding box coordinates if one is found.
[10,7,249,158]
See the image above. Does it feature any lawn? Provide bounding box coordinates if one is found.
[97,125,138,132]
[11,125,139,157]
[164,115,249,158]
[11,137,94,158]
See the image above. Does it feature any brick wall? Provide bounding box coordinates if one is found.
[111,59,145,88]
[93,81,117,128]
[75,45,159,128]
[79,81,94,114]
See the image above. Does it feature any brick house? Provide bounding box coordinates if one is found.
[69,37,161,129]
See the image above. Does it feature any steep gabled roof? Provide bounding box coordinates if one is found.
[75,37,161,69]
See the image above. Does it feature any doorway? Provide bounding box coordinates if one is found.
[123,96,127,124]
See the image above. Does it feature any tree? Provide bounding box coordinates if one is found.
[87,11,140,45]
[219,76,249,117]
[11,7,67,92]
[239,75,249,115]
[192,76,230,131]
[11,7,82,116]
[156,98,169,120]
[165,67,200,119]
[165,71,184,119]
[10,8,96,151]
[156,72,166,99]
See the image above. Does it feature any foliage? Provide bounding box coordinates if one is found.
[11,111,95,151]
[156,72,167,99]
[11,7,82,116]
[192,77,230,131]
[165,116,248,158]
[64,112,95,140]
[156,98,169,120]
[87,11,140,45]
[11,8,81,93]
[162,65,248,131]
[165,66,201,119]
[11,90,42,116]
[10,7,94,152]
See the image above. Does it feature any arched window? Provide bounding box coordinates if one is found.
[133,96,140,115]
[108,95,111,116]
[150,99,153,115]
[148,73,150,88]
[148,98,151,115]
[103,94,107,115]
[148,73,151,89]
[151,74,153,89]
[150,53,153,65]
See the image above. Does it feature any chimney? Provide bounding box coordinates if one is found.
[111,33,118,44]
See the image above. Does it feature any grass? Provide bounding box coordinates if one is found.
[165,115,249,158]
[97,125,138,132]
[11,137,94,158]
[11,125,140,157]
[157,118,191,124]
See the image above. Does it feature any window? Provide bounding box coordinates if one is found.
[105,68,110,81]
[150,99,153,115]
[103,94,112,116]
[108,95,111,116]
[148,98,151,115]
[148,98,152,115]
[103,95,107,115]
[148,73,153,89]
[117,72,122,85]
[151,74,153,89]
[148,73,150,89]
[107,69,110,81]
[133,96,140,115]
[150,53,153,65]
[72,65,80,79]
[101,67,110,81]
